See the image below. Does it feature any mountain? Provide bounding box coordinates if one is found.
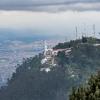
[0,37,100,100]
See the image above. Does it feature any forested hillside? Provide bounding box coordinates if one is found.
[0,37,100,100]
[69,72,100,100]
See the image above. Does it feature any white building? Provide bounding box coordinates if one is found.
[41,41,71,66]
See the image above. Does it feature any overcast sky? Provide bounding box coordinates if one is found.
[0,0,100,11]
[0,0,100,38]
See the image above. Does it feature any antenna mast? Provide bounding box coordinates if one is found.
[75,26,78,40]
[93,24,96,38]
[84,24,86,37]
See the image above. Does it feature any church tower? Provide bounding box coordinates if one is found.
[44,40,48,56]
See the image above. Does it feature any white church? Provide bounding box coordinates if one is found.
[41,41,71,66]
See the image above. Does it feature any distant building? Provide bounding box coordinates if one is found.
[41,41,71,66]
[41,41,53,65]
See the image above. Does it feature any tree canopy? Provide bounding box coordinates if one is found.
[69,72,100,100]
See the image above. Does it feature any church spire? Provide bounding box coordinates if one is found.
[44,40,48,51]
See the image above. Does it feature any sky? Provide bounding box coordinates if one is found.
[0,0,100,39]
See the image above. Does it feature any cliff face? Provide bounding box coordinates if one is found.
[0,37,100,100]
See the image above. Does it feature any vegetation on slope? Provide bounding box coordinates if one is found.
[0,37,100,100]
[0,55,73,100]
[69,72,100,100]
[54,37,100,49]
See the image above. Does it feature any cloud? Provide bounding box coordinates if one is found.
[0,0,100,12]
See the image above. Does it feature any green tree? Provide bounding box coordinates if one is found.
[69,72,100,100]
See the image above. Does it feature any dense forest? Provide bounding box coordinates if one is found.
[0,37,100,100]
[69,72,100,100]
